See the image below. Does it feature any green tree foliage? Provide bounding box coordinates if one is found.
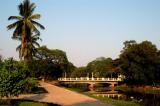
[7,0,45,61]
[71,67,87,77]
[65,62,76,77]
[29,46,72,79]
[86,57,114,77]
[0,55,2,69]
[70,57,120,78]
[120,40,160,85]
[0,58,37,97]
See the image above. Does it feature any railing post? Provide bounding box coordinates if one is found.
[87,77,89,80]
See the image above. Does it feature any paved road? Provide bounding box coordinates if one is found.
[15,81,113,106]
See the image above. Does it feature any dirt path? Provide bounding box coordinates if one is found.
[14,81,113,106]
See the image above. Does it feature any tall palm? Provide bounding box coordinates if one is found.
[7,0,45,61]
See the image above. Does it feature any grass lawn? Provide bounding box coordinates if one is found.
[0,99,59,106]
[67,88,141,106]
[145,89,160,94]
[16,101,51,106]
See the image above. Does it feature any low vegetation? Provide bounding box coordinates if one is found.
[92,95,141,106]
[0,58,37,97]
[0,99,59,106]
[116,86,160,94]
[67,87,141,106]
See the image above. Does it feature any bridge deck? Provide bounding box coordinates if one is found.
[58,77,123,82]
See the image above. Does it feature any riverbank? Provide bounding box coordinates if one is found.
[67,88,141,106]
[115,85,160,94]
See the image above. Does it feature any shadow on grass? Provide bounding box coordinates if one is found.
[32,87,48,94]
[67,99,108,106]
[22,93,47,101]
[0,99,60,106]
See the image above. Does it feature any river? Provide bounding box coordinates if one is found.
[61,83,160,106]
[91,88,160,106]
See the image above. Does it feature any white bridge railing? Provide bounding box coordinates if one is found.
[58,77,123,82]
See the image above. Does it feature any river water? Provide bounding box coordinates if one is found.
[91,89,160,106]
[61,83,160,106]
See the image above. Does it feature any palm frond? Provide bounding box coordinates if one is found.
[13,26,22,37]
[30,3,36,14]
[26,21,40,34]
[12,21,23,37]
[12,36,21,41]
[7,20,23,30]
[18,3,24,16]
[7,21,19,30]
[8,16,22,21]
[16,44,21,52]
[28,14,40,20]
[32,35,42,41]
[31,20,45,30]
[32,41,40,48]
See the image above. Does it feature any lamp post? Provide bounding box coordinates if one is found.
[87,73,89,78]
[92,72,94,80]
[65,72,66,80]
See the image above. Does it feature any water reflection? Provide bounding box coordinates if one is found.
[93,92,124,99]
[91,88,160,106]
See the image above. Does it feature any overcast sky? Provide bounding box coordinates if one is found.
[0,0,160,66]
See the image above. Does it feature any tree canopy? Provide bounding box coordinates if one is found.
[30,46,72,79]
[120,40,160,85]
[86,57,115,77]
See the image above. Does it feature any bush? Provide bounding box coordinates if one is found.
[0,58,37,97]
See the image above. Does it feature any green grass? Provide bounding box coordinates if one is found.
[17,101,49,106]
[0,99,59,106]
[145,89,160,94]
[67,88,141,106]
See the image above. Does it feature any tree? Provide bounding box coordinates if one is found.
[71,67,87,77]
[123,40,136,50]
[65,62,76,77]
[0,55,2,69]
[120,40,160,85]
[86,57,113,77]
[32,46,70,79]
[7,0,45,61]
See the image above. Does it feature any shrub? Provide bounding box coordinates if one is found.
[0,58,37,97]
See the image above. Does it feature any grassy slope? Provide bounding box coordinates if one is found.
[18,101,49,106]
[67,88,141,106]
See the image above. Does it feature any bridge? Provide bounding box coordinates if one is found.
[58,75,124,90]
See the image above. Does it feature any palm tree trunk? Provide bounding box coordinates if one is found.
[21,24,27,61]
[29,33,33,60]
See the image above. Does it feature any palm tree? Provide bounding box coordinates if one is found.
[7,0,45,61]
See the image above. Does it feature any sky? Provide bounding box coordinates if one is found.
[0,0,160,66]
